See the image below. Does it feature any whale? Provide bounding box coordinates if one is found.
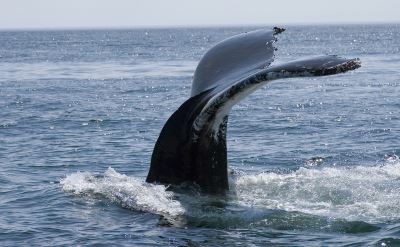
[146,27,361,194]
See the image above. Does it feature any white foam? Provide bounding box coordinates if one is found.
[61,162,400,223]
[60,167,184,217]
[234,161,400,223]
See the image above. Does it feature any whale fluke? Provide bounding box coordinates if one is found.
[146,27,361,194]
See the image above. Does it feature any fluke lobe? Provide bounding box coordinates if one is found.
[146,27,361,194]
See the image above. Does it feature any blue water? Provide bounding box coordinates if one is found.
[1,25,399,246]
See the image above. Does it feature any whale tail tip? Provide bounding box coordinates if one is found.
[147,27,361,194]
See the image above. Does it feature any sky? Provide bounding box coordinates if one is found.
[1,0,399,30]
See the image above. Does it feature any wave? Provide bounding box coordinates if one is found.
[60,167,184,217]
[61,158,400,227]
[0,60,196,82]
[234,159,400,223]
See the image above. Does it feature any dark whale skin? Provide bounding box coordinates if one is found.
[146,28,361,194]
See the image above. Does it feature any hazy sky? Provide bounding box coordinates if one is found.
[1,0,399,30]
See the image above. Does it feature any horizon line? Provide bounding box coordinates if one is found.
[1,20,399,32]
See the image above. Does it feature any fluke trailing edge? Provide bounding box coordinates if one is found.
[146,27,361,194]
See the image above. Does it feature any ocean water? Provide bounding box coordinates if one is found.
[1,24,399,246]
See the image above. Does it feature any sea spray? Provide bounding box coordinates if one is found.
[61,167,185,217]
[234,161,400,222]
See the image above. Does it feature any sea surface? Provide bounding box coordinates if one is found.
[1,24,399,246]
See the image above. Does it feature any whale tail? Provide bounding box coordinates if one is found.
[146,28,361,194]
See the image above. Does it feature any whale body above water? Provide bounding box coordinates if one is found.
[146,27,361,194]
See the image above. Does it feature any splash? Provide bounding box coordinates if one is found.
[234,160,400,223]
[61,161,400,226]
[60,167,184,217]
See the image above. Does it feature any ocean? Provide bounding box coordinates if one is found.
[0,24,399,246]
